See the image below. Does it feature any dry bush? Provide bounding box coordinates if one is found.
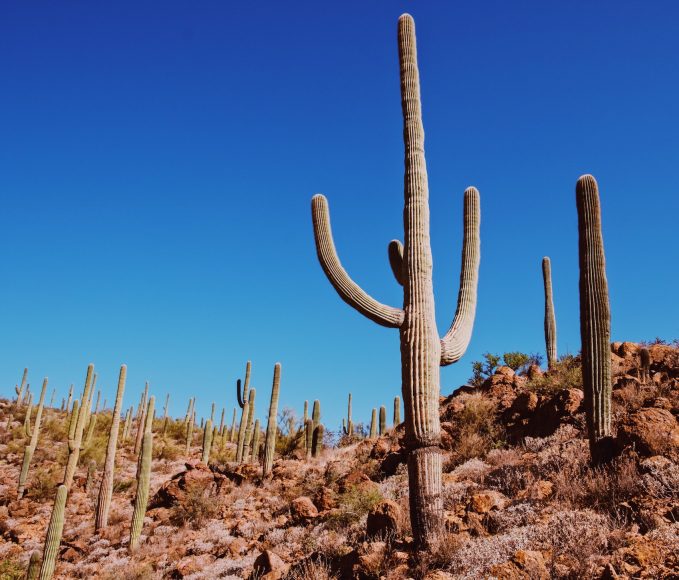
[412,532,464,579]
[153,440,182,461]
[170,486,219,529]
[0,559,24,580]
[287,556,337,580]
[451,394,505,463]
[80,431,108,467]
[526,354,582,394]
[325,485,383,531]
[28,464,62,501]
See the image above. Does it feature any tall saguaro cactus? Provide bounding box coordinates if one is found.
[38,484,67,580]
[95,364,127,531]
[379,406,387,435]
[63,365,94,490]
[18,377,48,498]
[242,389,257,463]
[235,361,252,462]
[15,368,28,406]
[394,396,401,426]
[263,363,281,477]
[576,174,613,464]
[129,431,153,552]
[201,419,213,464]
[542,257,558,369]
[369,408,377,439]
[310,14,481,547]
[342,393,353,436]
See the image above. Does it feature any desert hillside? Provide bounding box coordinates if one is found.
[0,341,677,579]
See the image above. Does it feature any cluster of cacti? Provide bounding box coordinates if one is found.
[63,365,95,490]
[38,484,67,580]
[263,363,281,476]
[342,393,353,436]
[95,365,127,531]
[17,378,48,498]
[129,430,153,552]
[542,256,558,369]
[310,14,481,547]
[576,175,613,464]
[394,396,401,426]
[640,348,651,383]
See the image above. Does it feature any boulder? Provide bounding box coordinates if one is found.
[618,407,679,460]
[468,490,509,514]
[290,496,318,523]
[527,389,583,437]
[252,550,289,580]
[491,550,549,579]
[366,499,401,539]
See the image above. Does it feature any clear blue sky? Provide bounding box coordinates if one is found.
[1,1,677,431]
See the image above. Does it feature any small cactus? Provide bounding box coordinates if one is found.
[38,484,67,580]
[162,393,170,437]
[250,419,261,464]
[129,431,153,552]
[542,257,558,369]
[26,551,40,580]
[65,384,73,413]
[63,364,94,490]
[18,377,48,498]
[201,419,213,464]
[95,364,127,531]
[312,424,324,458]
[369,408,377,439]
[305,419,313,461]
[576,174,613,463]
[394,396,401,426]
[49,389,56,409]
[229,407,237,443]
[379,406,386,435]
[263,363,281,477]
[15,368,28,406]
[85,460,96,493]
[121,407,133,443]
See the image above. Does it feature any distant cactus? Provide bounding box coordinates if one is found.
[65,384,73,413]
[229,407,237,443]
[23,393,34,438]
[129,431,153,552]
[310,14,481,547]
[26,551,40,580]
[201,419,213,464]
[185,409,195,455]
[312,424,324,458]
[379,406,386,435]
[576,174,613,464]
[85,460,96,493]
[183,397,193,425]
[18,377,48,498]
[243,389,257,463]
[38,484,67,580]
[263,363,281,477]
[95,364,127,531]
[312,400,321,430]
[542,257,558,369]
[136,397,155,480]
[640,348,651,383]
[15,367,28,406]
[63,364,94,490]
[305,419,313,461]
[133,383,149,455]
[342,393,354,436]
[394,396,401,426]
[161,393,170,437]
[235,361,252,462]
[84,389,101,448]
[369,408,377,439]
[121,407,133,443]
[250,419,261,464]
[302,400,309,450]
[218,407,225,437]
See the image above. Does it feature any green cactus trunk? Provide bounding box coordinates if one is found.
[121,407,133,443]
[129,431,153,552]
[16,368,28,406]
[23,395,33,438]
[235,362,252,462]
[394,396,401,426]
[369,408,377,439]
[218,407,225,437]
[379,406,386,435]
[18,377,48,499]
[302,400,309,450]
[185,409,195,455]
[65,384,73,414]
[26,551,40,580]
[136,396,155,480]
[576,175,613,464]
[229,407,237,443]
[95,365,127,531]
[542,257,558,369]
[263,363,281,477]
[201,419,213,464]
[310,15,480,547]
[63,365,94,490]
[38,484,67,580]
[133,383,149,455]
[305,419,313,461]
[312,424,324,458]
[242,389,257,463]
[311,400,320,430]
[250,419,261,464]
[161,393,170,438]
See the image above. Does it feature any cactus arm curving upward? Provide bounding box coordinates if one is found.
[95,365,127,531]
[576,174,613,464]
[388,240,405,286]
[236,361,252,409]
[439,187,481,366]
[311,194,405,328]
[542,257,558,369]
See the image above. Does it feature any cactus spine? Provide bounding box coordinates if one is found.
[263,363,281,477]
[129,431,153,552]
[18,377,48,498]
[95,365,127,530]
[38,484,67,580]
[201,419,213,464]
[250,419,260,464]
[310,14,480,547]
[576,175,613,464]
[542,256,558,369]
[369,408,377,439]
[394,396,401,426]
[63,365,94,490]
[235,361,252,462]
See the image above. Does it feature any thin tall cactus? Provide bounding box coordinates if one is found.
[26,551,40,580]
[310,14,480,547]
[38,484,67,580]
[18,377,48,498]
[263,363,281,477]
[161,393,170,437]
[312,424,324,457]
[235,361,252,462]
[65,384,73,413]
[576,174,613,464]
[129,431,153,552]
[63,365,94,490]
[394,396,401,426]
[342,393,353,436]
[305,419,313,461]
[379,406,386,435]
[185,409,195,455]
[133,382,149,455]
[369,408,377,439]
[542,257,558,369]
[121,406,133,443]
[302,400,309,450]
[243,389,257,463]
[84,389,101,448]
[201,419,213,464]
[250,419,260,464]
[229,407,237,443]
[95,365,127,531]
[23,394,34,438]
[311,400,320,430]
[15,367,28,406]
[218,407,225,436]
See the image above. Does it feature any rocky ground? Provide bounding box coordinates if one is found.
[0,341,677,579]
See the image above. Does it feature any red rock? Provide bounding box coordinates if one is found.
[469,490,509,514]
[618,407,679,460]
[313,486,337,511]
[366,499,401,539]
[290,496,318,522]
[253,550,289,580]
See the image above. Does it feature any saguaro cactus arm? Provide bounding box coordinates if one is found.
[311,194,405,328]
[542,256,558,368]
[236,361,252,409]
[439,187,481,366]
[388,240,405,286]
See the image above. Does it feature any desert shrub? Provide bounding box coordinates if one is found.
[452,394,505,462]
[0,559,24,580]
[469,353,502,386]
[287,556,337,580]
[469,352,543,386]
[80,431,108,467]
[502,352,542,374]
[42,415,68,441]
[153,440,182,461]
[112,478,135,494]
[325,485,383,530]
[527,354,582,394]
[28,465,61,501]
[163,417,189,443]
[170,486,219,529]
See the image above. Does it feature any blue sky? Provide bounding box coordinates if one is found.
[1,1,677,431]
